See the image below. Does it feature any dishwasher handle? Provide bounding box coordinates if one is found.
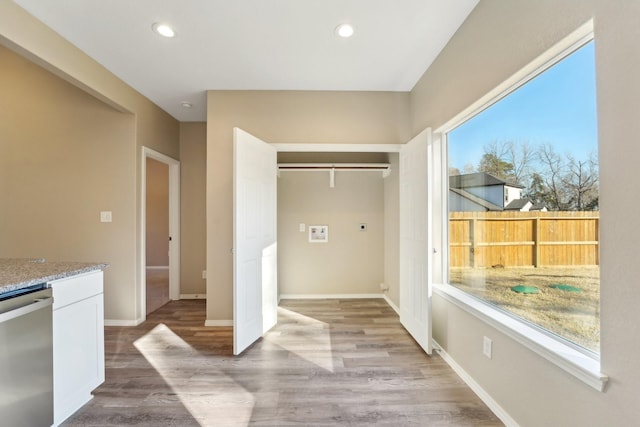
[0,296,53,324]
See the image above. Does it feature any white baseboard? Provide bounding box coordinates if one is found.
[205,319,233,327]
[104,318,144,327]
[383,294,400,315]
[180,293,207,299]
[146,265,169,270]
[279,293,385,300]
[435,342,519,427]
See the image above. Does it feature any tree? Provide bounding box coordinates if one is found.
[537,144,569,210]
[523,172,551,206]
[470,140,600,212]
[503,140,534,186]
[585,196,599,211]
[462,163,476,174]
[448,166,461,176]
[564,152,599,210]
[478,153,514,181]
[480,140,534,186]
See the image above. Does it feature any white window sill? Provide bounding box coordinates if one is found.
[433,283,608,391]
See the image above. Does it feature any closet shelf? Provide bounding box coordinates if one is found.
[277,163,390,172]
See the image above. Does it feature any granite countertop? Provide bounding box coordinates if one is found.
[0,258,108,295]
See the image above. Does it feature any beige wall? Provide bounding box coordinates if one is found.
[207,90,410,320]
[0,0,179,322]
[412,0,640,425]
[145,158,169,267]
[179,122,207,295]
[278,171,384,295]
[0,44,137,320]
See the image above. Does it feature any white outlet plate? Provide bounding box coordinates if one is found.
[299,223,306,232]
[202,270,207,279]
[483,336,492,359]
[100,211,112,223]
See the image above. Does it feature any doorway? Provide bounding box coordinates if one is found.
[233,129,434,354]
[273,139,433,355]
[146,157,170,314]
[141,147,180,321]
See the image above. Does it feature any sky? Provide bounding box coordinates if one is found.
[448,41,598,172]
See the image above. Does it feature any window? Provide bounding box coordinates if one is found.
[445,39,599,356]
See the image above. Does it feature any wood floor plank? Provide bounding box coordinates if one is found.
[62,299,503,426]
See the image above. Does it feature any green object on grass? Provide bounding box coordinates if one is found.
[511,285,539,294]
[549,284,582,293]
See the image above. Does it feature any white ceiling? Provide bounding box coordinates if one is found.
[14,0,478,122]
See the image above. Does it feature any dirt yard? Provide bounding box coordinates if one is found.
[449,266,600,353]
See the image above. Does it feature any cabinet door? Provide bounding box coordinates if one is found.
[52,272,104,426]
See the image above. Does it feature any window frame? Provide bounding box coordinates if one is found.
[431,20,607,391]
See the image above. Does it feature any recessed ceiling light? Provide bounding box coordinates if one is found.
[152,23,175,38]
[335,24,354,38]
[180,102,192,108]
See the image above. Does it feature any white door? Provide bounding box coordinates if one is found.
[233,127,278,355]
[399,128,433,354]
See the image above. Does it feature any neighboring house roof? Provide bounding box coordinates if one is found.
[449,172,524,189]
[450,187,503,211]
[505,199,532,211]
[529,203,548,211]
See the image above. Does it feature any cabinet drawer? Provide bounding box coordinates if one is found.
[51,271,103,311]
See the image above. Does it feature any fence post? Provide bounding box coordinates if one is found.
[471,215,477,268]
[595,216,600,266]
[534,216,541,268]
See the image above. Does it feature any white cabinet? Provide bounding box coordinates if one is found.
[50,270,105,426]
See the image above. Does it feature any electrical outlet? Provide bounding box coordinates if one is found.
[100,211,112,223]
[299,223,306,232]
[202,270,207,279]
[483,336,492,359]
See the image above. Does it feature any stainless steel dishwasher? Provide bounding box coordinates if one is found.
[0,283,54,427]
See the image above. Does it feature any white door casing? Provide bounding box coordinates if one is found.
[232,130,431,354]
[233,128,278,355]
[140,147,180,324]
[399,128,433,354]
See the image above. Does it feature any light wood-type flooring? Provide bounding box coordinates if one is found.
[62,299,504,426]
[145,268,170,315]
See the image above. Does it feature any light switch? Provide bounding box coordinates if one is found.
[299,223,306,232]
[100,211,112,223]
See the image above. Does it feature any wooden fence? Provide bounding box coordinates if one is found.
[449,211,599,268]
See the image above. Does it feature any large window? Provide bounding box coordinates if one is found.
[446,40,599,354]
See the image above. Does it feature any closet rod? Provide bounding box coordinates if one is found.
[277,163,390,171]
